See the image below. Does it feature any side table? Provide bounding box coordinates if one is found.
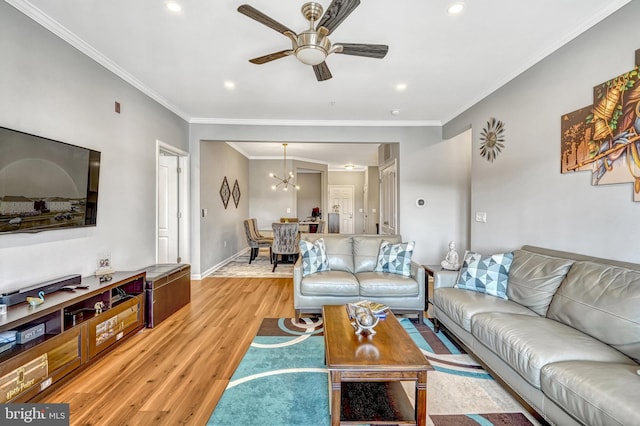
[423,265,442,312]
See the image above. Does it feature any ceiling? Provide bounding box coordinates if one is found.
[6,0,631,168]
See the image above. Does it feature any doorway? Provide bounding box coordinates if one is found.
[328,185,355,234]
[157,141,189,264]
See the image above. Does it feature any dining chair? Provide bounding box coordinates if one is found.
[243,219,272,264]
[271,222,299,272]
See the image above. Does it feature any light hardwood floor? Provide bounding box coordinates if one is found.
[43,277,295,425]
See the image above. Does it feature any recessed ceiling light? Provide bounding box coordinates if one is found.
[448,2,465,15]
[166,2,182,13]
[344,163,355,170]
[224,81,236,90]
[390,109,400,116]
[395,83,408,92]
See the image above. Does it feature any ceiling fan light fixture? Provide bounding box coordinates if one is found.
[295,46,327,65]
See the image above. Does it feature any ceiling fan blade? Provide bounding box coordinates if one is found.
[249,50,293,64]
[335,43,389,59]
[313,62,333,81]
[238,4,296,36]
[316,0,361,35]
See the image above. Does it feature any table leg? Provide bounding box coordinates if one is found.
[416,370,428,426]
[330,371,341,426]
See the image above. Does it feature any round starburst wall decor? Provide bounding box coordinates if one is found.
[479,117,506,162]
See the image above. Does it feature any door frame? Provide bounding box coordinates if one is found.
[156,140,190,264]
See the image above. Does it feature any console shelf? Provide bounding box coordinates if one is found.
[0,271,145,402]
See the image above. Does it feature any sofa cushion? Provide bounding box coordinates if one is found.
[299,238,329,277]
[434,288,537,332]
[546,261,640,362]
[507,250,574,316]
[374,240,415,277]
[456,251,513,299]
[541,361,640,426]
[302,234,354,273]
[356,272,419,297]
[471,313,634,388]
[353,235,401,273]
[299,271,359,296]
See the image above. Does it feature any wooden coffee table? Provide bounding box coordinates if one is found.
[323,305,433,425]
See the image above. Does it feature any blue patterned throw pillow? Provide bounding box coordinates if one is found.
[456,251,514,299]
[374,240,415,277]
[299,238,330,277]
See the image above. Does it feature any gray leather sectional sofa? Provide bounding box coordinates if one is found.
[293,234,425,321]
[433,245,640,426]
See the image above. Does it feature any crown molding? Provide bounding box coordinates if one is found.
[190,117,441,127]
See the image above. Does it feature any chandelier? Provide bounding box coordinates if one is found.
[269,143,299,191]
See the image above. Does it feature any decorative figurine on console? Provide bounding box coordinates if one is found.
[441,241,461,270]
[95,253,115,283]
[26,291,45,307]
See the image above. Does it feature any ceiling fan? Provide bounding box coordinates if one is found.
[237,0,389,81]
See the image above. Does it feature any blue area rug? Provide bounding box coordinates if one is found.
[207,317,539,426]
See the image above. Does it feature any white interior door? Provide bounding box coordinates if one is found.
[380,161,397,235]
[329,185,354,234]
[158,153,179,263]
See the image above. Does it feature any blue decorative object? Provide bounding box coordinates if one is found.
[456,251,514,299]
[374,240,415,276]
[27,291,45,306]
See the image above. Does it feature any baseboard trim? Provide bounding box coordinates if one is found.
[200,248,251,279]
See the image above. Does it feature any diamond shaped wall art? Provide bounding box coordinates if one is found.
[232,179,241,208]
[220,176,230,209]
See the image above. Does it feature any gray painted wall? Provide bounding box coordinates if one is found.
[199,142,249,275]
[190,124,470,275]
[297,172,322,221]
[0,3,188,292]
[443,0,639,262]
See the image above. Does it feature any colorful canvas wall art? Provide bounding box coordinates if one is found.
[561,49,640,201]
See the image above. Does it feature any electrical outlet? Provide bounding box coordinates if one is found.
[202,208,207,217]
[286,208,291,213]
[475,212,487,223]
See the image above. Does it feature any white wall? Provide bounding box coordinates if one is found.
[0,3,188,292]
[443,1,640,262]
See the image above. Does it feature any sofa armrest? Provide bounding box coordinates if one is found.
[411,261,425,288]
[434,270,458,288]
[293,257,304,306]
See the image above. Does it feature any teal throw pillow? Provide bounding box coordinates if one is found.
[374,240,415,277]
[456,251,514,299]
[299,238,330,277]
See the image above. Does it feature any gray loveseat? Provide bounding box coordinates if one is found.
[433,245,640,426]
[293,234,425,321]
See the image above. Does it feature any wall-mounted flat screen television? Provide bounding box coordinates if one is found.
[0,126,101,234]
